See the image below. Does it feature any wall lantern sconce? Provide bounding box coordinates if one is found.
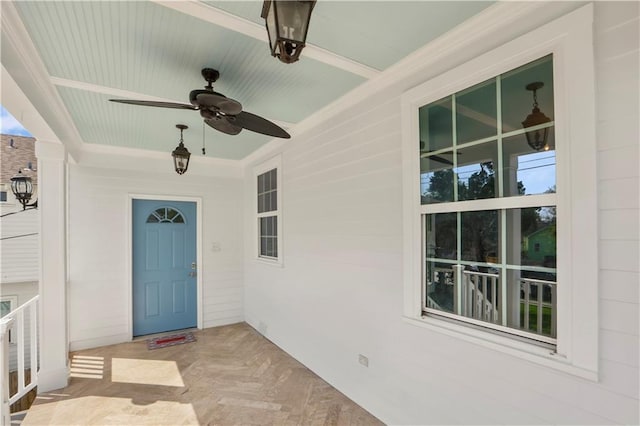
[10,170,37,211]
[171,124,191,175]
[522,81,551,151]
[261,0,316,64]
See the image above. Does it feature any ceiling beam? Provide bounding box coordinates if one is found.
[49,76,295,130]
[151,0,380,80]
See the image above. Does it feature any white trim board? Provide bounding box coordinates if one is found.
[152,0,380,79]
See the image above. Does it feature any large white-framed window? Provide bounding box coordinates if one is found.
[402,5,597,378]
[255,155,282,264]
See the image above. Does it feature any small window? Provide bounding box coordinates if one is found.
[146,207,185,224]
[0,191,7,202]
[0,296,17,318]
[255,156,282,263]
[1,296,18,344]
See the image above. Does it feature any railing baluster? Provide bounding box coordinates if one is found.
[537,283,543,333]
[16,310,25,396]
[491,276,497,323]
[30,301,38,382]
[551,284,557,338]
[523,281,530,331]
[481,276,487,321]
[1,317,15,426]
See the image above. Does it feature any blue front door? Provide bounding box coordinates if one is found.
[132,199,197,337]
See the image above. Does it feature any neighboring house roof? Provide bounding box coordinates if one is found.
[526,224,556,239]
[0,134,37,185]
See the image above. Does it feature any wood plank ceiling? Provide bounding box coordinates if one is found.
[5,1,493,160]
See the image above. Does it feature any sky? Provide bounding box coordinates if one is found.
[1,104,32,137]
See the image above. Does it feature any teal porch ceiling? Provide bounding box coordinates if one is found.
[5,0,494,160]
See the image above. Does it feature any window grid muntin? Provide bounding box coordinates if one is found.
[420,56,557,343]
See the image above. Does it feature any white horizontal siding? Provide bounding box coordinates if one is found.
[243,3,639,424]
[68,164,243,349]
[0,208,39,283]
[594,5,640,408]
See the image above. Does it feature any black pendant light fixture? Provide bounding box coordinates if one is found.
[261,0,316,64]
[522,82,552,151]
[10,170,37,210]
[172,124,191,175]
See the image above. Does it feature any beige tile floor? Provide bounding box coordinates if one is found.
[24,323,383,425]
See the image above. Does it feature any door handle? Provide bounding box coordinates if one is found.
[189,271,197,277]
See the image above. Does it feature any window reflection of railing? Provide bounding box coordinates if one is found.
[425,265,557,339]
[520,278,557,338]
[460,270,501,324]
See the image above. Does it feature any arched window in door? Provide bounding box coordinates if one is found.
[146,207,185,224]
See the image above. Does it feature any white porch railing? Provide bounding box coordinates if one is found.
[459,270,502,324]
[520,278,557,338]
[427,266,557,338]
[1,295,39,426]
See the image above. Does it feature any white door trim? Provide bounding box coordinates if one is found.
[126,193,204,340]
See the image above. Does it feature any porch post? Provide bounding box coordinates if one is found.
[35,140,69,392]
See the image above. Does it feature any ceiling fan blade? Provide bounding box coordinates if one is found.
[232,111,290,139]
[109,99,197,110]
[196,93,242,115]
[204,117,242,135]
[429,155,453,166]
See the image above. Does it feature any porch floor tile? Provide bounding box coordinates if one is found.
[24,323,382,425]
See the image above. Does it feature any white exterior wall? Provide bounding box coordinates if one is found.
[68,163,244,350]
[594,0,640,402]
[243,3,639,424]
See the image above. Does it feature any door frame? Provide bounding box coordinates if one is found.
[126,193,203,340]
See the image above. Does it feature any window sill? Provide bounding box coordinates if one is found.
[255,257,283,268]
[402,315,598,382]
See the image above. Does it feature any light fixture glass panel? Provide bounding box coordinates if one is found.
[501,55,554,133]
[502,130,556,197]
[456,79,497,144]
[265,2,277,50]
[275,1,312,42]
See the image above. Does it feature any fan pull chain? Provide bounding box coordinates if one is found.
[202,122,206,155]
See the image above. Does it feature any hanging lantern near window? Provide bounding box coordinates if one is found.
[261,0,316,64]
[172,124,191,175]
[522,81,551,151]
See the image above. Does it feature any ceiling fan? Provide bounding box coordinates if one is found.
[109,68,290,139]
[420,141,459,166]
